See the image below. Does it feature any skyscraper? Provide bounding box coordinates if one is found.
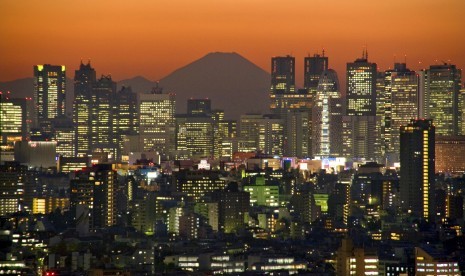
[422,64,461,136]
[400,119,435,221]
[176,115,214,158]
[459,86,465,135]
[139,89,176,156]
[270,56,295,95]
[346,52,377,116]
[0,95,29,144]
[312,69,343,157]
[33,64,66,132]
[90,75,117,158]
[51,116,75,157]
[387,63,419,162]
[304,52,328,98]
[344,52,381,162]
[239,114,284,156]
[113,86,139,161]
[270,56,312,156]
[74,61,97,157]
[342,115,380,161]
[70,164,117,232]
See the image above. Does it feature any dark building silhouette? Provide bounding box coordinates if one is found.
[211,183,250,234]
[187,98,211,116]
[304,52,328,98]
[400,119,435,221]
[70,164,116,232]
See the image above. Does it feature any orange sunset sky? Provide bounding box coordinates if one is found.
[1,0,464,86]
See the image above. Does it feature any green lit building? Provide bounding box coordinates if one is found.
[243,176,279,207]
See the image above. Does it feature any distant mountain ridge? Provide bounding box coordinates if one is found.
[0,52,271,119]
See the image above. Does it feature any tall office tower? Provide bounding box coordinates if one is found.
[286,110,311,157]
[270,56,312,156]
[304,52,328,98]
[271,56,295,95]
[0,95,29,161]
[345,52,381,161]
[70,164,116,232]
[400,119,435,221]
[90,75,117,158]
[33,64,66,132]
[74,61,97,157]
[459,86,465,135]
[211,183,250,234]
[187,98,211,116]
[239,114,284,156]
[176,115,214,158]
[0,95,29,143]
[113,86,138,161]
[51,116,75,157]
[210,109,237,159]
[312,69,343,157]
[387,63,419,162]
[422,64,461,135]
[342,115,381,161]
[376,72,387,160]
[139,89,176,156]
[346,52,377,116]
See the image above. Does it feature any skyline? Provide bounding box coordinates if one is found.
[1,0,465,86]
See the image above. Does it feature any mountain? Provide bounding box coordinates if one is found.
[0,77,34,98]
[158,52,270,119]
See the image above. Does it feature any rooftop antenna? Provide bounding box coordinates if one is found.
[404,54,407,64]
[322,48,325,57]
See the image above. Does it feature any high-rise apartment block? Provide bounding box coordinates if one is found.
[70,164,117,232]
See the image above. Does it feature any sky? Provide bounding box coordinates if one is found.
[1,0,464,87]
